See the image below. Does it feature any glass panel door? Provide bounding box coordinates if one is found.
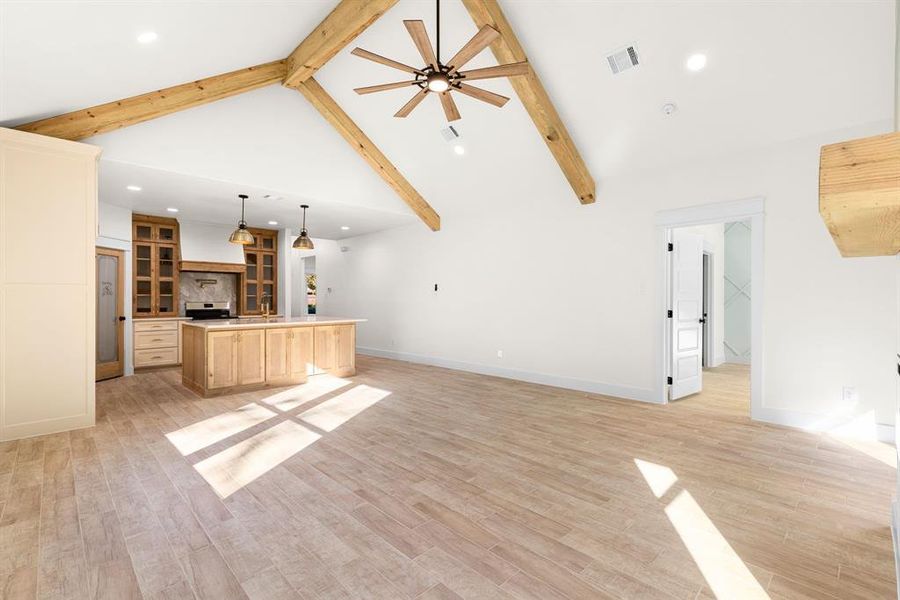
[97,249,124,380]
[97,254,118,363]
[156,243,177,316]
[135,243,154,315]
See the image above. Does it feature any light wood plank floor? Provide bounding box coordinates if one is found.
[0,358,895,599]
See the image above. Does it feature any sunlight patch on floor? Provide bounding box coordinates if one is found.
[259,374,352,411]
[636,459,770,599]
[634,458,678,498]
[298,384,391,432]
[165,403,277,456]
[831,435,896,469]
[194,420,320,498]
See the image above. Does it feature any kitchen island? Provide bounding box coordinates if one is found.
[181,316,365,397]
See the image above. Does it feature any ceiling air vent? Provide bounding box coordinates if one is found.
[607,45,639,75]
[440,125,460,142]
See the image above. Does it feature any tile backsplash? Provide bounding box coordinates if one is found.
[179,272,238,315]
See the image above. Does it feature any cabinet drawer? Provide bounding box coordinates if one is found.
[135,330,177,349]
[134,320,178,332]
[134,347,178,367]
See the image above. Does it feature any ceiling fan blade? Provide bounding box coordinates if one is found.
[446,25,500,72]
[457,61,530,82]
[351,48,422,75]
[404,20,438,70]
[354,81,419,95]
[439,92,461,122]
[454,83,509,108]
[394,89,429,118]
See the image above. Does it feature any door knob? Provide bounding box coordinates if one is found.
[118,316,126,321]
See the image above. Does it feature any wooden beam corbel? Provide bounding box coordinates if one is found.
[461,0,596,204]
[295,78,440,231]
[15,61,287,141]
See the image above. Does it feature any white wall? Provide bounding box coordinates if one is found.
[96,202,133,375]
[676,223,725,367]
[335,120,897,433]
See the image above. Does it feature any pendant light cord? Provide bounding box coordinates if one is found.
[435,0,440,63]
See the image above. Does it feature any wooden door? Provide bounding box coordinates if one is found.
[237,329,266,385]
[208,331,237,389]
[314,325,355,377]
[96,248,125,380]
[333,324,355,376]
[314,326,336,373]
[133,242,154,316]
[265,328,291,383]
[289,327,315,382]
[156,243,178,316]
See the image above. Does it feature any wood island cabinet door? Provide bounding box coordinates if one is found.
[265,328,290,383]
[314,326,336,373]
[289,328,315,381]
[313,325,355,377]
[208,331,237,389]
[237,329,266,385]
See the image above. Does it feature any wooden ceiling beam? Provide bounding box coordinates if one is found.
[460,0,596,204]
[282,0,399,88]
[295,78,440,231]
[15,61,287,141]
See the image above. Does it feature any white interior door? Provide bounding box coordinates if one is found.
[670,231,704,400]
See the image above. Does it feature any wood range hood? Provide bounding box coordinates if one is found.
[177,221,246,273]
[818,0,900,257]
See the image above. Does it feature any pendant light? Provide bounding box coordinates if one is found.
[293,204,315,250]
[229,194,255,245]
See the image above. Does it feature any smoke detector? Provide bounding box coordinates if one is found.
[662,102,678,116]
[607,44,640,75]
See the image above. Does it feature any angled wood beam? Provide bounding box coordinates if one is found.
[282,0,399,88]
[295,78,440,231]
[15,60,286,141]
[461,0,596,204]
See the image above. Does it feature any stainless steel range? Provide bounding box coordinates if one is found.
[185,301,233,320]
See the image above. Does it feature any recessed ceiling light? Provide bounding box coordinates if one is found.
[126,185,142,191]
[341,226,350,231]
[268,221,278,225]
[166,207,178,213]
[137,31,158,44]
[685,53,707,72]
[453,145,465,155]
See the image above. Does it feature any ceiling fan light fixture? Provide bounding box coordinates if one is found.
[229,194,255,245]
[293,204,315,250]
[426,72,450,92]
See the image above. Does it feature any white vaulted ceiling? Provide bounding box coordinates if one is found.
[0,1,894,238]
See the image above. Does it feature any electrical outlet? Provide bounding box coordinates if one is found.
[842,386,859,405]
[497,350,503,359]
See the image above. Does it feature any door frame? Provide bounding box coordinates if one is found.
[96,247,125,380]
[655,197,765,416]
[701,246,716,368]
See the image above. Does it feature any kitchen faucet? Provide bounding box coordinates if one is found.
[260,293,272,319]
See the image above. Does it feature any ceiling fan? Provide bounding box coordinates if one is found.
[351,0,529,122]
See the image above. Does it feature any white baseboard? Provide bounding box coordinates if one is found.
[357,347,659,404]
[753,405,895,444]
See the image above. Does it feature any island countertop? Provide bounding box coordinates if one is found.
[182,315,366,331]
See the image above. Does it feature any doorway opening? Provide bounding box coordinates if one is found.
[655,198,764,418]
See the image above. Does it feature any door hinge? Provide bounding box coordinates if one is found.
[667,376,673,385]
[667,310,673,318]
[667,242,674,251]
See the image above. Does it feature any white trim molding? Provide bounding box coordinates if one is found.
[357,346,658,404]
